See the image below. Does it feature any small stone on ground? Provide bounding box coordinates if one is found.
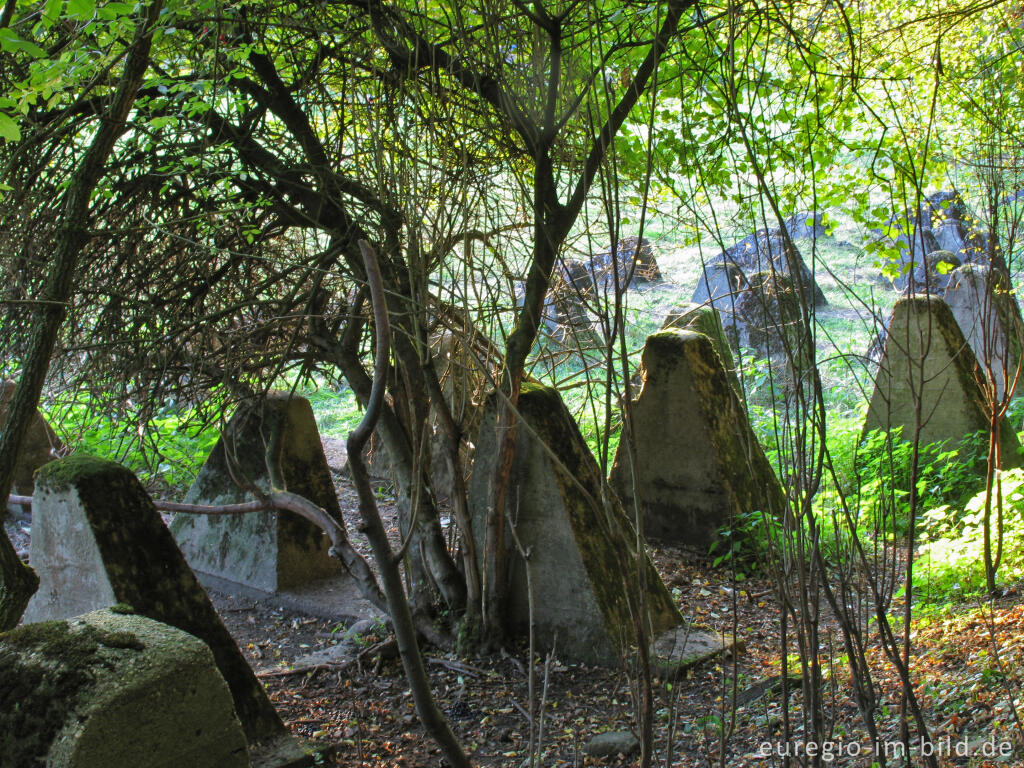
[583,730,640,757]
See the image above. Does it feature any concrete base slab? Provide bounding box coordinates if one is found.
[650,625,733,675]
[196,571,384,626]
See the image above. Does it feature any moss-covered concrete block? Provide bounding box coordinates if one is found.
[468,385,725,668]
[864,296,1022,464]
[944,264,1024,402]
[609,330,785,548]
[660,304,742,398]
[25,455,285,744]
[171,393,341,592]
[0,379,63,515]
[1,609,250,768]
[717,232,826,308]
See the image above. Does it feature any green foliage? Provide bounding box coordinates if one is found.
[853,428,985,539]
[709,507,785,578]
[917,468,1024,604]
[299,384,364,439]
[43,399,218,497]
[823,414,869,497]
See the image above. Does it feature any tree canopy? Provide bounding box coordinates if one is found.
[4,1,1024,763]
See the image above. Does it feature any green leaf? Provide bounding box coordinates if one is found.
[41,0,64,26]
[0,112,21,142]
[66,0,95,20]
[0,28,47,58]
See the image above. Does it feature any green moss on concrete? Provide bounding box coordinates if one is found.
[0,619,143,765]
[98,630,146,651]
[35,454,122,492]
[514,385,681,655]
[643,330,694,381]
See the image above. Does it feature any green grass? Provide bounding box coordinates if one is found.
[917,467,1024,604]
[299,383,364,439]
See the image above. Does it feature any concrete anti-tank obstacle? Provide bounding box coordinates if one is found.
[171,393,342,593]
[660,303,742,398]
[0,379,63,517]
[863,296,1023,464]
[1,609,250,768]
[609,330,785,549]
[691,260,747,324]
[468,384,729,669]
[21,455,310,762]
[715,232,826,308]
[943,263,1024,402]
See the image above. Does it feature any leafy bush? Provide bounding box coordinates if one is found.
[917,468,1024,603]
[44,399,219,498]
[853,428,986,539]
[710,507,788,579]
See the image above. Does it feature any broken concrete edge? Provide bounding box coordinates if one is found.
[648,624,736,676]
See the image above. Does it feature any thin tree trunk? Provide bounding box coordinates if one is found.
[481,0,691,643]
[350,240,470,768]
[0,0,163,630]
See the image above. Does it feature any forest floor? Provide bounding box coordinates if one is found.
[213,462,1024,768]
[7,460,1024,767]
[214,549,1024,768]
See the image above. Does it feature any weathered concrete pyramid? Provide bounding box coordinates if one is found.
[171,393,341,593]
[691,261,746,321]
[0,380,63,516]
[863,296,1022,463]
[23,455,285,745]
[943,264,1024,402]
[609,330,785,549]
[1,609,250,768]
[661,303,742,397]
[468,384,726,668]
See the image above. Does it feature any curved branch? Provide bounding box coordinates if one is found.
[348,239,470,768]
[348,241,391,456]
